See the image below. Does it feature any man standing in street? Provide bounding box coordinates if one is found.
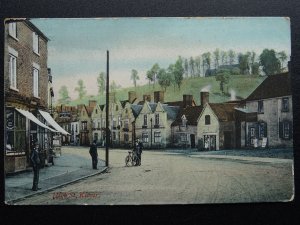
[30,140,41,191]
[89,140,98,169]
[136,138,143,166]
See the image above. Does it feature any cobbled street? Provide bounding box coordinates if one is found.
[15,147,294,205]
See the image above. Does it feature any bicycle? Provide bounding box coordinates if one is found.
[125,150,140,166]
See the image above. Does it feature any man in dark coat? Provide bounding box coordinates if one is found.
[136,138,143,166]
[89,140,98,169]
[30,141,41,191]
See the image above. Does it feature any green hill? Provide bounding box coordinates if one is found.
[63,75,266,106]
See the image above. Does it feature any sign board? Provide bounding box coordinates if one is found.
[253,138,258,148]
[262,138,267,148]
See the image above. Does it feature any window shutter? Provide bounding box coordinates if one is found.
[279,121,283,139]
[264,122,267,137]
[288,121,292,140]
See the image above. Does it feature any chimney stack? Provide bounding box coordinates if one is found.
[154,91,164,103]
[128,91,137,103]
[200,91,209,106]
[143,94,151,102]
[109,92,116,103]
[89,100,97,108]
[183,94,193,108]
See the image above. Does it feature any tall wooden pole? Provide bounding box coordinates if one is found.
[106,50,109,167]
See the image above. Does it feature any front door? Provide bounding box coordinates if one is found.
[224,131,231,149]
[190,134,195,148]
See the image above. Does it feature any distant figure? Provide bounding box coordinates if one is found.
[30,140,41,191]
[135,138,143,166]
[89,140,98,169]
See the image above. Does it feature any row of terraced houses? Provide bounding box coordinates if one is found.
[54,72,293,150]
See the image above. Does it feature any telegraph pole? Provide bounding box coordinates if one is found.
[106,50,109,167]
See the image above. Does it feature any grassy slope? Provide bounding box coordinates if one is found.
[65,75,266,106]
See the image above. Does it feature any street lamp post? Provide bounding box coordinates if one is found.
[150,117,153,149]
[105,50,109,167]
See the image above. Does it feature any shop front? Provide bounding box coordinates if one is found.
[5,108,57,174]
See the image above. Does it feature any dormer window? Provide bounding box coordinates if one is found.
[144,115,147,126]
[205,115,211,125]
[181,114,187,127]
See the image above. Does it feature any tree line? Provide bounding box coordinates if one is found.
[57,48,288,105]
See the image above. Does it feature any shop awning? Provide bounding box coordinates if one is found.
[39,110,70,135]
[15,108,57,132]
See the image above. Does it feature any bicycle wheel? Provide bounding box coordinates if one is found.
[125,155,130,166]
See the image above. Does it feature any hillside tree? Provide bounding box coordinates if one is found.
[189,57,195,77]
[184,58,189,77]
[259,49,281,75]
[220,51,228,65]
[74,79,87,100]
[58,85,71,105]
[213,48,220,69]
[228,49,236,65]
[215,70,230,94]
[238,52,251,75]
[277,51,288,71]
[131,69,139,88]
[97,72,106,95]
[157,68,171,91]
[195,56,202,77]
[146,63,160,88]
[174,56,184,89]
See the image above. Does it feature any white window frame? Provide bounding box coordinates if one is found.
[155,114,159,125]
[142,133,149,143]
[33,67,39,97]
[283,122,290,139]
[8,22,18,40]
[9,54,17,90]
[154,131,161,143]
[33,32,39,55]
[180,133,187,142]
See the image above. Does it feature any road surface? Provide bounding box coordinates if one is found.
[16,147,294,205]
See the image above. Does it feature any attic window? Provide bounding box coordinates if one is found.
[181,115,187,127]
[205,115,211,125]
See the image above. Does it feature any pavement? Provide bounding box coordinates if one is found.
[164,147,294,164]
[5,150,107,204]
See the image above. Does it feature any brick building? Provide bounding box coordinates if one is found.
[4,20,54,173]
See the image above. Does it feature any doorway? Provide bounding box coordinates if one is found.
[204,135,216,151]
[224,131,232,149]
[190,134,195,148]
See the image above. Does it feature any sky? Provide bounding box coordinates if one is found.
[30,17,291,100]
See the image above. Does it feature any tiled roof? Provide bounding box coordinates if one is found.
[85,105,94,117]
[246,72,291,101]
[148,103,157,113]
[131,104,143,118]
[120,100,129,108]
[162,105,180,120]
[209,103,239,122]
[172,106,204,126]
